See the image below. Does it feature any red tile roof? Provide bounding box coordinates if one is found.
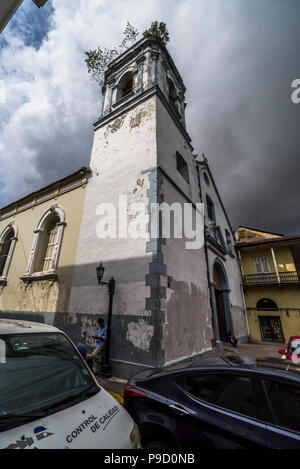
[237,235,300,248]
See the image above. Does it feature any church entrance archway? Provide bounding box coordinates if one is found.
[213,262,233,343]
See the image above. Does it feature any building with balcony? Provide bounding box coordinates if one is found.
[236,227,300,344]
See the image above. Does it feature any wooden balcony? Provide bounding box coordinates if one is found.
[243,271,300,287]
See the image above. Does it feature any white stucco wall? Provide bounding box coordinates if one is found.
[156,98,214,363]
[68,97,157,318]
[162,181,214,364]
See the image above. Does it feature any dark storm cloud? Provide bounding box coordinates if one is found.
[22,118,92,188]
[0,0,299,235]
[175,0,300,234]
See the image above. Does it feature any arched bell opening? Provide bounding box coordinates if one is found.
[116,71,134,102]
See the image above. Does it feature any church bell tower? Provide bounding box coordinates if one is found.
[100,37,187,129]
[69,37,213,378]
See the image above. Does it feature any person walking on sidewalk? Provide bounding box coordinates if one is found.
[88,318,107,375]
[227,330,238,348]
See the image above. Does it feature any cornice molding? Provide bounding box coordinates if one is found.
[20,272,58,286]
[0,167,91,222]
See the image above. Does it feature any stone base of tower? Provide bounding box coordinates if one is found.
[52,311,216,379]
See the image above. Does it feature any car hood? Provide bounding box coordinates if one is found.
[0,389,133,449]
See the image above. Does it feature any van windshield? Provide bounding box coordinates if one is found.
[0,332,96,418]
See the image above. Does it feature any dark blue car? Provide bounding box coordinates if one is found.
[123,356,300,449]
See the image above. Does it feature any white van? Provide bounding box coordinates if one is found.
[0,319,141,449]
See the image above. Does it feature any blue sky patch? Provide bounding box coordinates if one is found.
[8,0,54,50]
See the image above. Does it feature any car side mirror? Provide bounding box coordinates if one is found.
[278,349,285,355]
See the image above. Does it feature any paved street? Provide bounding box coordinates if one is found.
[221,341,283,359]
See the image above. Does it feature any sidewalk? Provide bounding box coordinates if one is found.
[221,341,283,359]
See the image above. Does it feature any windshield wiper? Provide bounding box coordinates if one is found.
[0,412,45,420]
[0,387,100,431]
[0,411,47,429]
[11,348,75,363]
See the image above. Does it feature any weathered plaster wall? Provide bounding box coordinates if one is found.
[68,97,158,367]
[53,311,156,377]
[161,181,213,364]
[0,309,156,378]
[156,97,214,364]
[199,166,248,340]
[0,185,86,314]
[156,100,196,200]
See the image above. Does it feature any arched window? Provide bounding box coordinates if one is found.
[176,152,190,184]
[24,205,66,281]
[116,71,133,102]
[0,229,14,276]
[34,215,60,273]
[225,229,233,253]
[206,195,216,222]
[257,299,278,311]
[0,223,18,283]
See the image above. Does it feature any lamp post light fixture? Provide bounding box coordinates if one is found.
[96,262,115,378]
[96,262,105,285]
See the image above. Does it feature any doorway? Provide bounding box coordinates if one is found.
[213,263,231,343]
[215,288,228,341]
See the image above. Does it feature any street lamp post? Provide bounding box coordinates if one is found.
[96,262,115,378]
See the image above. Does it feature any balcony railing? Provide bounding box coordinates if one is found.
[243,271,300,287]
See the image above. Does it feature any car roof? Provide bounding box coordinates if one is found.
[134,355,300,382]
[0,319,61,335]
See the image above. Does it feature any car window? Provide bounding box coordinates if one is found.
[263,379,300,434]
[184,374,228,403]
[183,373,256,419]
[215,376,255,418]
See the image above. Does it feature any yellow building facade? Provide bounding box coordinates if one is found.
[236,227,300,344]
[0,168,90,321]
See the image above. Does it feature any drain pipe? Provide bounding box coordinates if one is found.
[237,249,250,339]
